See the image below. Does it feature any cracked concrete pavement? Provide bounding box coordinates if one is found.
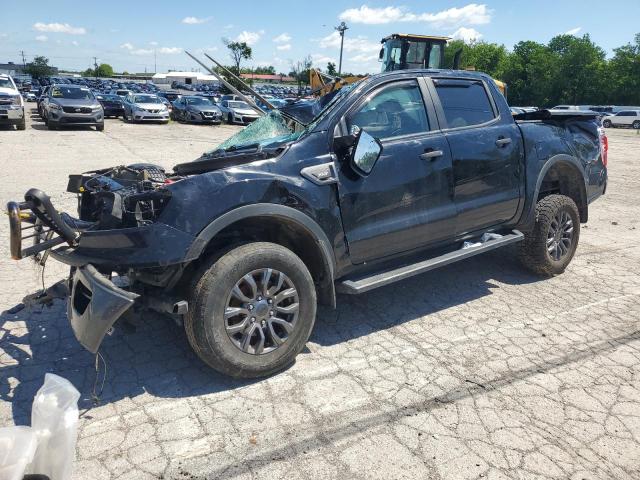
[1,113,640,479]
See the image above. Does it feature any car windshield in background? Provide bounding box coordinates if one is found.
[0,78,13,88]
[103,95,121,101]
[215,110,303,152]
[229,101,250,109]
[51,86,93,100]
[186,97,213,106]
[134,95,159,103]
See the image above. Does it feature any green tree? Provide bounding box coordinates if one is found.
[23,56,55,79]
[326,62,337,76]
[290,55,313,92]
[605,33,640,105]
[95,63,114,77]
[547,34,606,105]
[223,39,252,73]
[500,40,557,106]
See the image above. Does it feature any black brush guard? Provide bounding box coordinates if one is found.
[7,188,80,260]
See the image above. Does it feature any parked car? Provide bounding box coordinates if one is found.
[96,94,125,118]
[7,70,607,378]
[602,110,640,129]
[157,96,173,114]
[156,90,181,103]
[22,92,37,102]
[122,93,169,123]
[110,89,133,98]
[218,99,260,124]
[0,74,25,130]
[37,85,50,117]
[171,96,222,124]
[42,84,104,131]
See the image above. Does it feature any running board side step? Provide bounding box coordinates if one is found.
[337,230,524,295]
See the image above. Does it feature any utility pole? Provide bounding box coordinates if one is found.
[93,56,98,78]
[20,50,26,69]
[335,21,348,75]
[154,49,157,73]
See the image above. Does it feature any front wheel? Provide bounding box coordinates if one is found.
[633,120,640,129]
[602,119,612,128]
[519,194,580,276]
[185,242,317,378]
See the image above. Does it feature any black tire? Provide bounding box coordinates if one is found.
[47,120,57,130]
[227,112,233,124]
[633,120,640,129]
[96,123,104,131]
[185,242,317,378]
[17,117,26,130]
[602,119,611,128]
[519,194,580,276]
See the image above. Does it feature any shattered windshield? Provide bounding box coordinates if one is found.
[213,83,359,153]
[215,110,303,151]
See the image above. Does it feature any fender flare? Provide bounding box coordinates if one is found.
[521,154,588,229]
[186,203,337,306]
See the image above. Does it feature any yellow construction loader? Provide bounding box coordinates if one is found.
[310,33,507,97]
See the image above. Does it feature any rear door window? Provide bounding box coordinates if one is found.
[434,79,496,128]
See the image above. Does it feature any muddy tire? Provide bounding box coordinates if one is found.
[185,242,317,378]
[519,194,580,276]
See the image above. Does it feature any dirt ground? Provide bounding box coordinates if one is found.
[1,111,639,480]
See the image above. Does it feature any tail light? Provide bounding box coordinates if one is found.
[599,128,608,167]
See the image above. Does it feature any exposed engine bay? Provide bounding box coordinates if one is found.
[7,163,178,260]
[68,163,174,229]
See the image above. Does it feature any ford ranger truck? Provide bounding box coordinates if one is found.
[7,70,608,378]
[0,74,26,130]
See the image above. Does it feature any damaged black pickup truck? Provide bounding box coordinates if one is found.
[7,70,608,378]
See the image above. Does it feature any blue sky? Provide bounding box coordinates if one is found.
[1,1,638,74]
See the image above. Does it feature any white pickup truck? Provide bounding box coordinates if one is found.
[0,74,26,130]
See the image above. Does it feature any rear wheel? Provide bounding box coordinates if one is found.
[17,117,26,130]
[519,194,580,276]
[602,119,612,128]
[633,120,640,129]
[185,242,317,378]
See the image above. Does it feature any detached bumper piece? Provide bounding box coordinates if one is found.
[68,264,139,354]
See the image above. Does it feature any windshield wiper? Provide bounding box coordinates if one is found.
[225,142,260,152]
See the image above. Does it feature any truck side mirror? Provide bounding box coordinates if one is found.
[378,48,384,61]
[351,129,382,176]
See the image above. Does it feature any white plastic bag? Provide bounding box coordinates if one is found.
[27,373,80,480]
[0,426,38,480]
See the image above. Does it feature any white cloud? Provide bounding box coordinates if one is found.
[158,47,182,54]
[35,35,48,42]
[181,16,211,25]
[273,33,291,43]
[149,41,158,46]
[319,31,379,55]
[121,42,180,55]
[236,30,264,45]
[564,27,582,36]
[71,40,79,46]
[350,53,379,63]
[276,44,291,51]
[311,53,336,65]
[451,27,483,43]
[223,24,234,30]
[33,22,86,35]
[0,33,7,38]
[338,3,491,28]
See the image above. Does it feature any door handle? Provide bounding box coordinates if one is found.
[495,137,512,147]
[420,149,443,160]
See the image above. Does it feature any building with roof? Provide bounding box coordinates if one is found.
[240,73,295,83]
[151,71,220,85]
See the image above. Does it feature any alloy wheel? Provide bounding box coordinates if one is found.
[224,268,299,355]
[547,210,574,261]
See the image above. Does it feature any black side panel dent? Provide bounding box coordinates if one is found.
[68,264,139,353]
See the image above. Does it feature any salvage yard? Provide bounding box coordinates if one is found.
[1,114,640,479]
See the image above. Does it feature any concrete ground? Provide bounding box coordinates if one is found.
[1,111,639,480]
